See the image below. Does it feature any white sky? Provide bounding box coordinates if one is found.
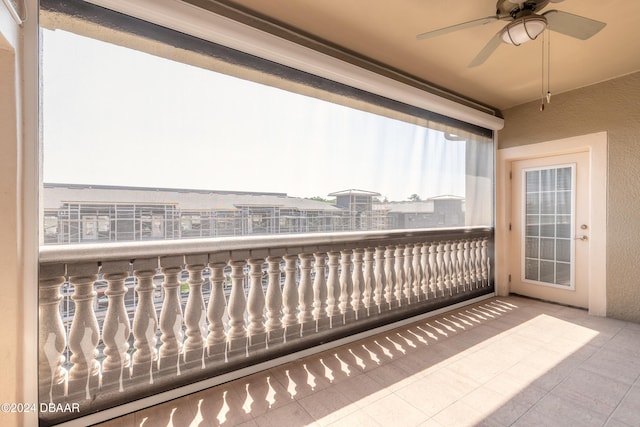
[41,29,468,201]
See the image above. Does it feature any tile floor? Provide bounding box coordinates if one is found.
[94,296,640,426]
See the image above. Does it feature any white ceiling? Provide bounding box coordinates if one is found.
[219,0,640,111]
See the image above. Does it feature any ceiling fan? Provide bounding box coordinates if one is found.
[416,0,606,67]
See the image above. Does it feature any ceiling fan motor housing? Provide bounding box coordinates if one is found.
[497,0,551,18]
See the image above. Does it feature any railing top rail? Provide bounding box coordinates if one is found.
[39,226,493,265]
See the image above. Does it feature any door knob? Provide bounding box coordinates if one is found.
[575,235,588,241]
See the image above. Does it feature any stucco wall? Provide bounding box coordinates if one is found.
[499,71,640,323]
[1,2,38,426]
[0,5,23,426]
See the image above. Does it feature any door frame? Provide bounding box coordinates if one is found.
[496,132,607,316]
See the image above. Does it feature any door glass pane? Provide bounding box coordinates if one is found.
[541,169,556,191]
[525,237,539,258]
[525,259,539,281]
[540,215,556,237]
[556,263,571,286]
[541,192,556,214]
[526,224,539,237]
[557,191,571,215]
[557,168,572,190]
[556,239,571,263]
[526,170,540,192]
[540,238,555,260]
[540,261,555,283]
[526,194,539,215]
[523,165,574,287]
[556,216,571,238]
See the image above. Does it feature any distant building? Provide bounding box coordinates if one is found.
[327,189,387,230]
[42,183,464,244]
[380,195,465,229]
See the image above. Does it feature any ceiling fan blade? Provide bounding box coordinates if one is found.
[468,32,503,68]
[416,16,499,40]
[543,10,606,40]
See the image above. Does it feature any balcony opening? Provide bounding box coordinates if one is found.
[38,0,495,424]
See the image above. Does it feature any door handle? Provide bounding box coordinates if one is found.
[575,235,588,241]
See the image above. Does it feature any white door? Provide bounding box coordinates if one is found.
[509,151,590,308]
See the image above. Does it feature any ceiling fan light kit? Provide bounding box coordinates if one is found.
[501,15,547,46]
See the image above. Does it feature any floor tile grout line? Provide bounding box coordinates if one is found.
[97,297,640,427]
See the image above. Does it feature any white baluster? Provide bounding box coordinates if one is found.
[67,263,100,399]
[420,243,430,299]
[404,245,414,303]
[247,257,267,348]
[184,255,208,365]
[428,243,438,298]
[351,248,365,319]
[394,246,405,305]
[469,240,478,288]
[101,260,132,391]
[227,258,248,355]
[483,238,490,288]
[39,264,67,403]
[132,259,158,382]
[374,246,387,312]
[362,248,375,314]
[265,256,284,333]
[464,240,472,290]
[339,249,355,322]
[158,256,184,373]
[282,255,299,337]
[298,253,314,333]
[457,241,465,293]
[481,239,488,287]
[413,244,423,301]
[206,259,228,359]
[313,252,329,331]
[326,251,341,323]
[385,246,397,309]
[443,242,453,296]
[436,243,445,297]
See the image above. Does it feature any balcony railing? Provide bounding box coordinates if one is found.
[38,227,493,425]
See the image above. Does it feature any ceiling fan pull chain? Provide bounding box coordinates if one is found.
[540,30,545,111]
[546,28,552,103]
